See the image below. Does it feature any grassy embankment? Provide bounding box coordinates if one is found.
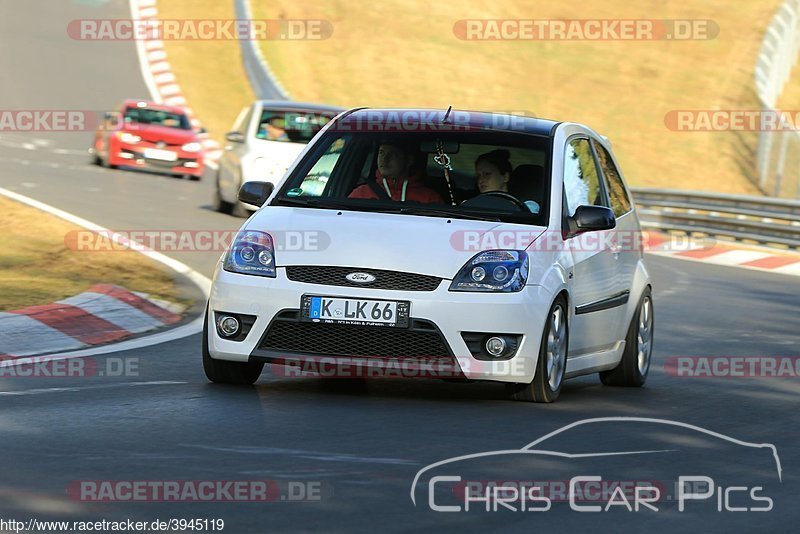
[0,196,184,311]
[161,0,789,194]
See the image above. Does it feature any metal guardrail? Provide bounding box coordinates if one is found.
[754,0,800,199]
[631,188,800,248]
[233,0,290,100]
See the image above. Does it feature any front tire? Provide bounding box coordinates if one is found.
[599,287,654,387]
[508,296,568,403]
[213,170,234,214]
[202,308,263,385]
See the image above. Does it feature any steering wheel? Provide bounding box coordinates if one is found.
[461,191,528,212]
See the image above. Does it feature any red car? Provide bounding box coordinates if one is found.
[91,100,205,180]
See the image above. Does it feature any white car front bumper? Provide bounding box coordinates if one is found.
[207,264,555,383]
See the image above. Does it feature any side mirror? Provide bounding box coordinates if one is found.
[103,111,120,128]
[238,181,274,207]
[197,127,208,135]
[568,205,616,236]
[225,131,245,143]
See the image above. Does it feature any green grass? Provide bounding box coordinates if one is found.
[157,0,255,142]
[157,0,791,195]
[0,197,185,311]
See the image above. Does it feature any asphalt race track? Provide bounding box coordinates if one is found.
[0,1,798,532]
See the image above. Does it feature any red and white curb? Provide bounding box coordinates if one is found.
[0,284,185,358]
[130,0,222,165]
[0,187,210,367]
[645,231,800,276]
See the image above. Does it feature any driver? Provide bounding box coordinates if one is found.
[349,141,443,203]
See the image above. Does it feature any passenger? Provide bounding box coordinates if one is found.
[261,116,288,141]
[349,142,443,203]
[475,149,513,194]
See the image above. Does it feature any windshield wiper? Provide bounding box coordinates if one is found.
[273,198,501,221]
[397,207,501,222]
[272,197,345,209]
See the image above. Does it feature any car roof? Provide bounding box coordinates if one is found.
[120,99,187,114]
[335,108,561,136]
[255,100,345,113]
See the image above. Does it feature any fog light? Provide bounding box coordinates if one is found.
[485,336,507,358]
[217,315,240,337]
[184,161,199,168]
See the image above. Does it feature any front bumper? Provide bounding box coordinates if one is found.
[207,266,554,384]
[109,143,204,176]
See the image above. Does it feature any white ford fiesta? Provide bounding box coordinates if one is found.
[203,108,654,402]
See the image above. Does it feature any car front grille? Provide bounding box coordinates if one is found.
[284,266,442,292]
[255,311,453,361]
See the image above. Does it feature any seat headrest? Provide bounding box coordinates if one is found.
[509,164,544,201]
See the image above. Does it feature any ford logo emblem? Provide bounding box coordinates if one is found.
[346,272,376,284]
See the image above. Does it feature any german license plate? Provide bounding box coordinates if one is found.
[143,148,177,161]
[301,295,410,328]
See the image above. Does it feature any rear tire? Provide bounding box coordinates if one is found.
[508,296,568,403]
[599,287,653,387]
[202,308,263,385]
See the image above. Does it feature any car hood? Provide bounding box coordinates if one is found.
[243,206,547,279]
[124,123,197,144]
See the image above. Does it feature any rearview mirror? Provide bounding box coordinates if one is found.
[225,131,245,143]
[568,205,616,236]
[238,181,274,207]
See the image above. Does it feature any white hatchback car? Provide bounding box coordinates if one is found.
[214,100,343,216]
[204,108,654,402]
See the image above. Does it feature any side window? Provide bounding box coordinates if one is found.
[593,140,632,217]
[563,138,604,216]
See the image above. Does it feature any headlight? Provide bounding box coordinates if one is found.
[223,230,276,278]
[182,142,202,152]
[117,132,141,144]
[449,250,528,292]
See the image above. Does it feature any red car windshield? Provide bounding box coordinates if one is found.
[123,107,192,130]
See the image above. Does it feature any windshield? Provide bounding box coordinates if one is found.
[274,131,551,224]
[255,109,335,144]
[123,107,192,130]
